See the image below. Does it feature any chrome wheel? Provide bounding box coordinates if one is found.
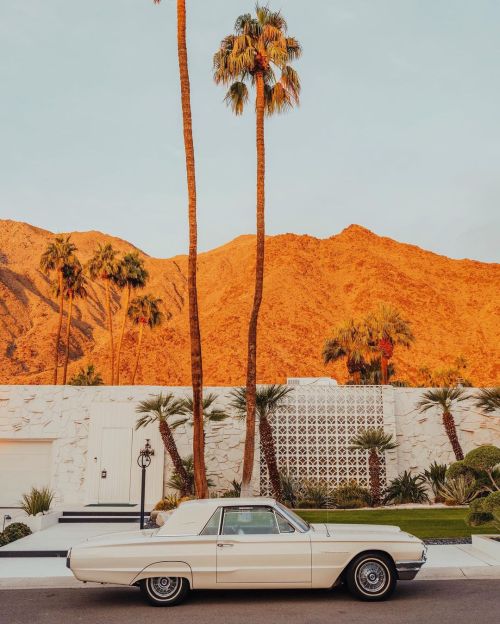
[145,577,182,601]
[356,561,388,594]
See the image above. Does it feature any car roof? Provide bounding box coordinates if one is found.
[156,497,277,537]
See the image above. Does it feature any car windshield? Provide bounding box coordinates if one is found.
[276,502,310,532]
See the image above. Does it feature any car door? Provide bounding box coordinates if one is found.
[216,506,311,585]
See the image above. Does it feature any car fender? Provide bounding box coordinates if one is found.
[132,561,193,586]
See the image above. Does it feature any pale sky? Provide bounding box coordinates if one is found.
[1,1,499,262]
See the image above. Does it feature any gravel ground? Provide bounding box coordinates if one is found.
[423,538,472,545]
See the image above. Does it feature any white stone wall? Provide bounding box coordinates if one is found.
[0,385,499,508]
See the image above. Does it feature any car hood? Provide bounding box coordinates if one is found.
[312,523,420,542]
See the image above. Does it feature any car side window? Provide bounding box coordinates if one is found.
[200,507,222,536]
[275,512,295,534]
[222,508,279,535]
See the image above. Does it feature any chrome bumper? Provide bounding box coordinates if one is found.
[396,548,427,580]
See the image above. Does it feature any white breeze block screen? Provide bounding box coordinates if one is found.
[261,385,386,494]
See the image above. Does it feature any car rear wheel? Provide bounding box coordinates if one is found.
[140,576,189,607]
[345,553,396,601]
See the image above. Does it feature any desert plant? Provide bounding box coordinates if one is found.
[467,491,500,529]
[60,259,87,384]
[154,495,181,511]
[417,387,470,460]
[0,522,32,545]
[384,471,429,505]
[220,480,242,498]
[366,305,414,385]
[279,472,304,508]
[229,385,294,500]
[136,393,190,496]
[68,364,104,386]
[166,456,214,496]
[128,294,165,384]
[296,481,331,509]
[349,428,398,506]
[323,319,371,384]
[331,481,372,509]
[20,487,54,516]
[178,393,229,430]
[422,461,448,502]
[439,476,478,505]
[474,387,500,414]
[463,445,500,492]
[39,235,77,384]
[214,6,301,497]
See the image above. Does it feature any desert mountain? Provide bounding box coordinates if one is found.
[0,219,498,386]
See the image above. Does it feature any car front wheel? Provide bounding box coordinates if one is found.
[345,553,396,601]
[140,576,189,607]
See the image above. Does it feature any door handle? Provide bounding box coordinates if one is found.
[217,543,234,548]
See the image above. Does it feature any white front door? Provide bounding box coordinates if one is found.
[98,428,133,504]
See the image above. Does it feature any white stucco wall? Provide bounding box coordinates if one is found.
[0,385,498,508]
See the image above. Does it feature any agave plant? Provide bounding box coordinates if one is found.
[384,471,429,505]
[439,476,478,506]
[422,461,448,502]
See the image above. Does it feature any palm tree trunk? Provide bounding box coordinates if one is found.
[131,323,144,384]
[259,417,282,500]
[442,410,464,460]
[53,270,64,385]
[177,0,207,499]
[353,370,361,384]
[241,70,266,497]
[62,292,74,385]
[368,449,382,506]
[116,284,130,385]
[105,279,115,385]
[159,420,190,497]
[381,355,389,385]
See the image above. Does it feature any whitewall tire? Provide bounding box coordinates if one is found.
[345,553,396,601]
[140,576,189,607]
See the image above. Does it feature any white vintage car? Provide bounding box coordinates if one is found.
[67,497,426,606]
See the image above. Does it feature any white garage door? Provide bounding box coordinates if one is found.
[0,441,53,507]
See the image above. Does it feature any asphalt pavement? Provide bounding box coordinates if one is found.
[0,580,499,624]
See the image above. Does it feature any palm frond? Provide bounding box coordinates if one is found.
[224,81,249,115]
[474,387,500,413]
[349,428,398,452]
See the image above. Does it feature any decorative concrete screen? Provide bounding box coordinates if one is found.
[260,385,386,495]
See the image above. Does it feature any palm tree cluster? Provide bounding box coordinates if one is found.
[323,304,414,385]
[40,237,165,385]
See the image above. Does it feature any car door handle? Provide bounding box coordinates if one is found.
[217,543,234,548]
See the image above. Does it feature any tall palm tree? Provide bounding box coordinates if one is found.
[136,393,190,497]
[474,387,500,414]
[214,6,301,496]
[153,0,207,499]
[350,428,398,506]
[61,260,87,384]
[366,305,414,385]
[115,252,149,385]
[87,243,120,384]
[39,235,77,384]
[229,384,294,500]
[323,319,371,384]
[128,294,164,384]
[417,387,470,460]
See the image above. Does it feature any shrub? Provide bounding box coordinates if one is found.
[297,481,331,509]
[385,471,429,505]
[0,522,32,545]
[279,472,304,508]
[422,461,447,502]
[20,487,54,516]
[439,476,477,505]
[464,445,500,489]
[446,460,475,481]
[466,491,500,529]
[332,481,372,509]
[154,495,181,511]
[220,480,241,498]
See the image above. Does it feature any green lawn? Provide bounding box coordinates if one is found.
[295,508,499,539]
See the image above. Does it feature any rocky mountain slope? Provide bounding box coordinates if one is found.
[0,219,498,386]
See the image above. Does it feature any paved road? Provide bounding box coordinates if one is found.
[0,580,498,624]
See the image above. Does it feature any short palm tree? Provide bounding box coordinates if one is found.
[177,393,229,429]
[323,319,371,384]
[214,5,301,496]
[350,428,398,506]
[39,235,77,384]
[417,387,470,460]
[128,294,164,384]
[87,243,120,384]
[136,393,190,497]
[366,305,414,385]
[229,384,294,500]
[474,387,500,414]
[61,260,87,384]
[68,364,103,386]
[115,252,149,385]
